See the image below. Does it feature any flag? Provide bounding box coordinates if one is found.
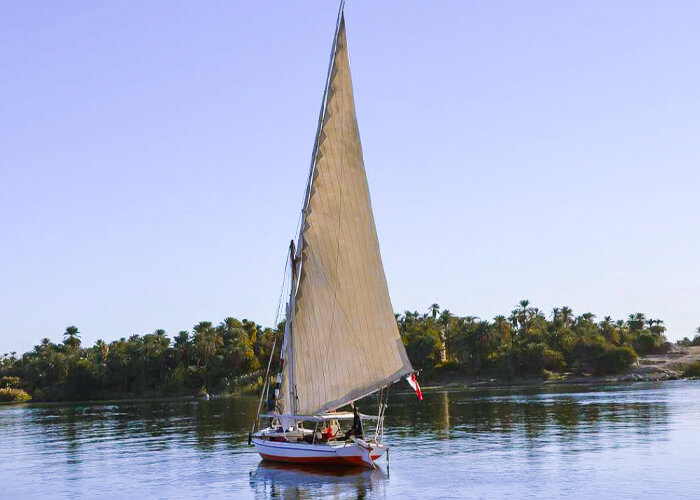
[406,373,423,400]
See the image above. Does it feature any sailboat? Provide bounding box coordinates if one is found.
[250,1,421,469]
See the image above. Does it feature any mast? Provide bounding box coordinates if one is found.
[286,239,298,415]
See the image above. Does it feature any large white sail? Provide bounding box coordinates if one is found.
[280,12,413,417]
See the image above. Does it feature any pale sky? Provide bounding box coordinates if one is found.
[2,1,699,354]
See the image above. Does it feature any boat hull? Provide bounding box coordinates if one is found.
[252,438,386,467]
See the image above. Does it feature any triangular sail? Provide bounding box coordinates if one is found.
[280,11,413,417]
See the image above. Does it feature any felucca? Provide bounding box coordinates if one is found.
[250,1,422,469]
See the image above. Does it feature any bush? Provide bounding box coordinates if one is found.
[595,346,637,374]
[683,362,700,378]
[403,329,442,370]
[0,376,21,388]
[434,361,461,372]
[542,348,565,372]
[571,337,607,372]
[0,387,32,402]
[64,360,100,400]
[634,331,667,355]
[678,335,700,347]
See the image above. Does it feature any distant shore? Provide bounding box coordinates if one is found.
[4,304,689,404]
[422,345,700,390]
[4,370,700,408]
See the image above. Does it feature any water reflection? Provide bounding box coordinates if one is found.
[249,462,387,500]
[14,385,671,454]
[1,382,695,499]
[386,384,670,450]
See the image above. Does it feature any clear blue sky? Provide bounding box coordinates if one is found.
[2,1,699,354]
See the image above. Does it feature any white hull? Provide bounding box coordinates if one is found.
[252,437,387,468]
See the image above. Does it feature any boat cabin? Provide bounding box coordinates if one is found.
[256,411,377,445]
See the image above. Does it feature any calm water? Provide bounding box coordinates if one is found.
[2,381,699,499]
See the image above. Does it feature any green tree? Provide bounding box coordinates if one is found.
[63,326,81,352]
[193,322,223,390]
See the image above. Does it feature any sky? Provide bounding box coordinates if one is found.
[1,1,699,354]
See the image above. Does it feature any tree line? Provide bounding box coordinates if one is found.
[1,300,693,402]
[1,318,278,402]
[400,301,674,379]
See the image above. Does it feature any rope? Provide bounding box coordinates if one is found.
[252,249,293,435]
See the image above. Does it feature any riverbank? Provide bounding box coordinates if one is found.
[421,345,700,390]
[4,346,700,405]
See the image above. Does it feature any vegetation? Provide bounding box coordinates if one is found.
[0,387,32,402]
[0,376,31,402]
[683,362,700,378]
[0,301,674,402]
[676,327,700,347]
[0,319,278,402]
[397,302,669,379]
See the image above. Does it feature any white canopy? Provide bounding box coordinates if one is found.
[259,412,379,422]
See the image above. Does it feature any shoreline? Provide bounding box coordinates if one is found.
[421,372,698,393]
[4,347,699,406]
[421,345,700,391]
[3,377,698,407]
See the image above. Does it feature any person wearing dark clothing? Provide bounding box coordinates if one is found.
[344,406,364,439]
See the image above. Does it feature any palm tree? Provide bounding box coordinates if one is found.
[515,299,530,336]
[493,315,511,351]
[194,322,220,362]
[652,319,666,336]
[36,338,52,354]
[219,317,240,346]
[628,313,646,332]
[429,303,440,320]
[551,308,561,323]
[144,330,169,385]
[175,331,190,364]
[581,312,596,323]
[193,322,223,389]
[600,316,617,344]
[95,339,109,364]
[63,326,81,351]
[615,319,629,344]
[403,311,417,327]
[561,306,573,326]
[146,330,169,355]
[437,309,451,362]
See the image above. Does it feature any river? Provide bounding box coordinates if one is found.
[1,380,699,499]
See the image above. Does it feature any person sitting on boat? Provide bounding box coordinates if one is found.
[344,406,364,439]
[321,420,339,441]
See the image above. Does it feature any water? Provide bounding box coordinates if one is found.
[2,381,699,499]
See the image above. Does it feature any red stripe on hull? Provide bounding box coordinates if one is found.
[260,453,381,465]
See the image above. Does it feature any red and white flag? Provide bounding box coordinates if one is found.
[406,373,423,400]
